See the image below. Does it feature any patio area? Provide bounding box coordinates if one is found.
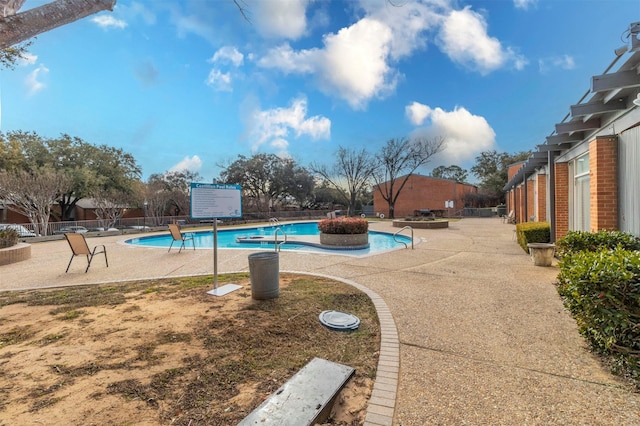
[1,218,638,425]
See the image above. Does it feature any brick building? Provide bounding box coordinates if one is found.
[504,21,640,241]
[373,174,477,218]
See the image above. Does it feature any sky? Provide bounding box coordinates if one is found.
[1,0,639,183]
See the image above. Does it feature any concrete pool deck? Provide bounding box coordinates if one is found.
[1,218,639,425]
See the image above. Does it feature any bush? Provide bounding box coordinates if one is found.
[555,230,640,258]
[515,222,550,252]
[556,247,640,385]
[318,217,368,234]
[0,228,19,248]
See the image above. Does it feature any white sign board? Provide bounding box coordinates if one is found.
[190,183,242,219]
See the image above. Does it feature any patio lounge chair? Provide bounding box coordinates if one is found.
[168,223,195,253]
[64,233,108,273]
[502,210,516,224]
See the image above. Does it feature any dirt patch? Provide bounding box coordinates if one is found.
[0,273,379,425]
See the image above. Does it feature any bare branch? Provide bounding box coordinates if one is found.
[0,0,116,49]
[233,0,251,23]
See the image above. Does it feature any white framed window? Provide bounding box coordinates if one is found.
[572,153,590,232]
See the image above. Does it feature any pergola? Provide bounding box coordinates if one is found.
[503,21,640,240]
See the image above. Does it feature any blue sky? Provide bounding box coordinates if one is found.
[1,0,639,183]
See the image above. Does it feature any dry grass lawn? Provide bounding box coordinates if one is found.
[0,273,379,425]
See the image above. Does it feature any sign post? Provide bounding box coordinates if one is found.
[445,200,454,217]
[190,183,243,296]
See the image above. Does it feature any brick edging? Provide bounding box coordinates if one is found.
[285,271,399,426]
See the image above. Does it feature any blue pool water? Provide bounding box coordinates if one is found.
[124,221,412,256]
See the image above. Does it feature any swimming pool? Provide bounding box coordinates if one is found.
[124,221,412,256]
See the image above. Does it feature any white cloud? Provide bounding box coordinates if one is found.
[259,18,398,109]
[91,15,128,29]
[410,105,496,163]
[206,47,243,92]
[170,155,202,173]
[205,69,233,92]
[169,7,217,43]
[257,43,317,74]
[405,101,432,126]
[210,46,244,67]
[124,2,157,25]
[513,0,537,10]
[253,0,308,40]
[17,53,37,66]
[316,18,397,109]
[257,2,524,108]
[356,0,440,60]
[25,64,49,95]
[247,97,331,155]
[256,1,441,109]
[270,138,291,159]
[437,6,526,75]
[538,54,575,73]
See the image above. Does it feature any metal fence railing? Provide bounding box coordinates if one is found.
[7,210,336,237]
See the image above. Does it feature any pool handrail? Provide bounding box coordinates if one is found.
[393,226,414,249]
[274,227,287,252]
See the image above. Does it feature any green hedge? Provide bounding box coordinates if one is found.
[556,230,640,388]
[555,229,640,258]
[515,222,550,252]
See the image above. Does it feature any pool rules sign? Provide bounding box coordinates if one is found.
[190,183,242,219]
[190,182,242,297]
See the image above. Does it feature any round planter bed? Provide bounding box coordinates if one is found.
[392,220,449,229]
[0,242,32,266]
[319,232,368,247]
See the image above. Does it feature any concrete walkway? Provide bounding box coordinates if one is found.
[1,218,638,425]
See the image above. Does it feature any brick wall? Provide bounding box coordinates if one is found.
[555,162,569,240]
[515,182,523,223]
[589,137,618,231]
[526,179,535,221]
[536,174,547,222]
[373,175,477,218]
[6,210,26,223]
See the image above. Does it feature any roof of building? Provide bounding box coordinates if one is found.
[504,21,640,191]
[374,173,477,188]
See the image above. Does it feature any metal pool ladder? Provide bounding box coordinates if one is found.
[393,226,414,249]
[269,217,281,226]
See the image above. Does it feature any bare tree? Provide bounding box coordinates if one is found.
[92,188,130,229]
[311,147,377,216]
[143,179,172,226]
[373,136,445,219]
[0,167,71,235]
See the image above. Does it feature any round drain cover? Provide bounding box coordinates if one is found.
[319,310,360,331]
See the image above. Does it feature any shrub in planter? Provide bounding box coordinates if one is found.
[515,222,550,252]
[0,228,19,249]
[318,217,368,234]
[556,247,640,385]
[555,229,640,258]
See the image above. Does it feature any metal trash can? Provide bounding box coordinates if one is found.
[248,252,279,300]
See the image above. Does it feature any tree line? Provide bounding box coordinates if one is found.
[0,130,529,235]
